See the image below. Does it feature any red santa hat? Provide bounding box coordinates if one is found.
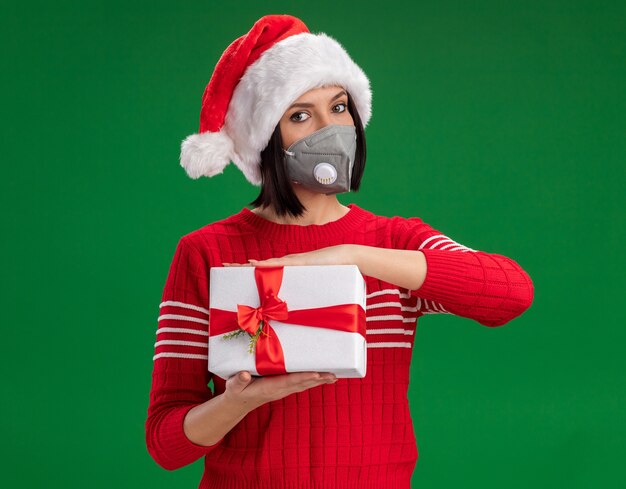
[180,14,372,186]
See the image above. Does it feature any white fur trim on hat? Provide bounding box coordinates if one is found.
[180,129,235,179]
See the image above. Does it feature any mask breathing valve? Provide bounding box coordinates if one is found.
[314,162,338,185]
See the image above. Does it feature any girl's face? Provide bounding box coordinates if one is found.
[279,85,355,150]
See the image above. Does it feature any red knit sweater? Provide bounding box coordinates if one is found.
[145,203,534,488]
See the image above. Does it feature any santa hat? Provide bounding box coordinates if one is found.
[180,14,372,186]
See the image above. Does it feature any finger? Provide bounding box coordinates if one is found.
[292,372,325,383]
[250,259,285,266]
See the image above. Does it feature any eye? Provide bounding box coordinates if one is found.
[290,111,310,123]
[333,102,347,113]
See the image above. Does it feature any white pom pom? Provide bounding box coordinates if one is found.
[179,130,235,179]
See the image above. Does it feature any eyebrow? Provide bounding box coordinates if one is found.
[287,90,347,110]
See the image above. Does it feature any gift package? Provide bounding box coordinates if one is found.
[208,264,367,380]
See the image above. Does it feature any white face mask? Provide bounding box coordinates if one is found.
[282,124,357,195]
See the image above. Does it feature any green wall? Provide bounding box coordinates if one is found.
[2,1,624,487]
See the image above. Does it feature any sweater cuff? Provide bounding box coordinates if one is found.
[167,404,225,457]
[414,248,478,304]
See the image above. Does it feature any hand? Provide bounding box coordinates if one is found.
[223,370,339,411]
[222,244,356,267]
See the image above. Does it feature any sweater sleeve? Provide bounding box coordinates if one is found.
[145,236,224,471]
[391,216,534,327]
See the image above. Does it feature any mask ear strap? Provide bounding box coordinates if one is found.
[284,149,295,156]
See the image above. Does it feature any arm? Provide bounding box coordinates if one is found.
[354,216,535,327]
[353,246,428,291]
[182,390,250,447]
[145,236,231,470]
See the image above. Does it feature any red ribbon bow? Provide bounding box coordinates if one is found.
[236,292,289,337]
[209,265,366,376]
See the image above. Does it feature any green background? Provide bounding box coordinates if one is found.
[2,0,624,487]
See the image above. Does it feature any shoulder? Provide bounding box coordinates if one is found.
[177,210,247,254]
[358,206,427,234]
[364,207,445,250]
[351,205,434,249]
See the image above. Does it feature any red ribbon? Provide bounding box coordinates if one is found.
[209,265,366,376]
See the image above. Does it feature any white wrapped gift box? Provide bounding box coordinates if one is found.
[208,264,367,380]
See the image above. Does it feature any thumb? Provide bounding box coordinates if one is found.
[227,371,252,393]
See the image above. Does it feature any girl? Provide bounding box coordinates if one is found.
[145,14,534,489]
